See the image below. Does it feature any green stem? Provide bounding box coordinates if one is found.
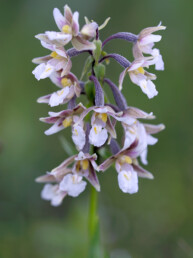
[88,186,101,258]
[89,186,98,236]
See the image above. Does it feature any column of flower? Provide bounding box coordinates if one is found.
[32,5,165,206]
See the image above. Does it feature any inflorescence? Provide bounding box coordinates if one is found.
[32,5,166,206]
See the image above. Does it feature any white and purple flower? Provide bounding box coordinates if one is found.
[133,23,166,70]
[39,103,86,150]
[37,72,81,107]
[32,44,71,80]
[119,57,158,98]
[37,5,97,51]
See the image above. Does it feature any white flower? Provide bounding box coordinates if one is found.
[59,174,87,197]
[118,169,138,194]
[37,72,81,107]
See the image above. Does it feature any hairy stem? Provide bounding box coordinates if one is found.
[102,32,137,48]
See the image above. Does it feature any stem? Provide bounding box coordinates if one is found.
[88,186,101,258]
[89,186,98,236]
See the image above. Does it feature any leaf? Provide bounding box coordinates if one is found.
[80,56,93,80]
[93,40,102,63]
[59,135,76,156]
[94,64,106,81]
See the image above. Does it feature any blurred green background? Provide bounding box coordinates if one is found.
[0,0,193,257]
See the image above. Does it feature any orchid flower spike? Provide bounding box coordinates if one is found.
[33,4,165,205]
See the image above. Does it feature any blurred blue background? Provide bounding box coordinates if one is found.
[0,0,192,257]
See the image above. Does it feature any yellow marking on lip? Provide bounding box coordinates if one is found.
[81,159,89,170]
[94,126,98,134]
[72,175,76,183]
[119,155,132,165]
[124,172,131,181]
[128,128,136,134]
[62,117,73,128]
[97,113,108,123]
[61,78,72,87]
[137,67,145,74]
[62,25,72,34]
[134,66,145,75]
[45,67,52,72]
[74,129,78,136]
[50,51,61,60]
[57,89,64,96]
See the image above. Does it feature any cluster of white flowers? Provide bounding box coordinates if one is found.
[33,5,165,206]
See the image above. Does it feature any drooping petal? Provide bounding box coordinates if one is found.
[49,87,70,107]
[139,79,158,99]
[72,125,86,150]
[118,169,138,194]
[59,174,87,197]
[41,184,66,206]
[89,125,108,147]
[32,63,54,80]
